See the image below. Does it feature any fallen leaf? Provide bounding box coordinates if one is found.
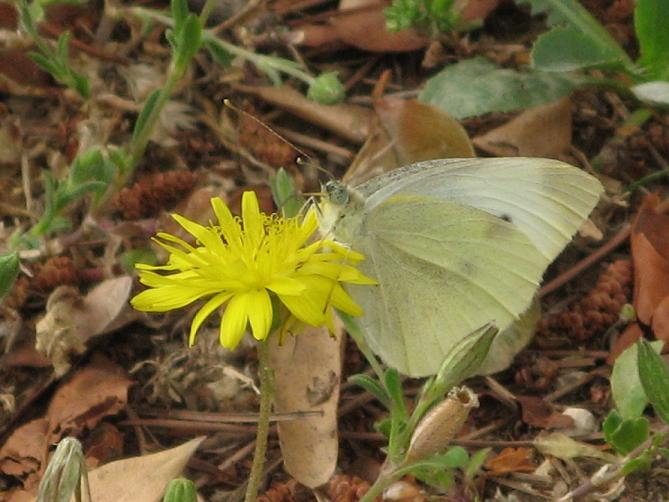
[485,447,535,475]
[534,432,616,462]
[473,98,572,158]
[332,3,428,53]
[46,354,132,441]
[652,296,669,342]
[345,98,474,185]
[235,85,372,144]
[630,196,669,342]
[607,323,643,365]
[269,325,342,488]
[35,277,134,375]
[516,395,574,430]
[83,437,204,502]
[0,418,48,480]
[85,422,125,467]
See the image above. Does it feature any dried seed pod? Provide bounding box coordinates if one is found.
[537,259,633,343]
[407,386,479,462]
[112,170,199,219]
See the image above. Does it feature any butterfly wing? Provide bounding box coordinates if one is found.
[356,158,603,262]
[345,195,548,377]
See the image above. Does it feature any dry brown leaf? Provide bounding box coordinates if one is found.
[345,98,474,185]
[82,437,204,502]
[631,230,669,325]
[473,98,572,158]
[235,85,372,144]
[534,432,616,462]
[269,325,342,488]
[485,447,535,476]
[607,323,644,365]
[0,418,48,479]
[332,3,428,53]
[46,353,132,441]
[35,277,134,375]
[516,395,574,430]
[652,296,669,342]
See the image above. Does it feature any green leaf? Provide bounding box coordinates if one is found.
[270,168,305,219]
[174,14,202,68]
[0,252,20,301]
[205,39,234,68]
[171,0,189,31]
[56,32,70,62]
[638,339,669,424]
[622,450,653,475]
[611,342,663,419]
[635,0,669,80]
[632,81,669,107]
[518,0,630,67]
[384,368,408,419]
[403,447,468,491]
[132,90,161,143]
[602,410,649,455]
[531,25,625,72]
[463,447,491,481]
[419,57,580,119]
[348,374,392,409]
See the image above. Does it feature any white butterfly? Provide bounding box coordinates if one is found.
[319,158,603,377]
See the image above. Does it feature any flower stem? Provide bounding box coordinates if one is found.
[244,339,274,502]
[357,469,398,502]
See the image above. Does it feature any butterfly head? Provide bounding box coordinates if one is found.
[323,180,350,206]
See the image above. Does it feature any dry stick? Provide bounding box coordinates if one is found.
[558,425,669,501]
[539,223,631,298]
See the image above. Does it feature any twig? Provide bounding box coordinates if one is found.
[539,223,630,298]
[558,425,669,501]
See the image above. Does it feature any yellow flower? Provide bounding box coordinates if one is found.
[131,191,375,349]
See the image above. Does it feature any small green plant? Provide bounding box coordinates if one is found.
[126,4,345,106]
[384,0,462,34]
[603,339,669,477]
[341,314,497,500]
[419,0,669,120]
[17,0,91,99]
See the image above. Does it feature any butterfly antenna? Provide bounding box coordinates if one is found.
[224,99,312,159]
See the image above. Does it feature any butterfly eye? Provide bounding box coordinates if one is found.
[324,181,349,206]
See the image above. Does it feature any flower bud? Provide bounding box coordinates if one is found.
[307,72,345,105]
[407,386,478,461]
[163,477,198,502]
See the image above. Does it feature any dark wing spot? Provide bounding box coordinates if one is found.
[499,213,513,223]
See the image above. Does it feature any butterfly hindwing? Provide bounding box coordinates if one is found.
[345,195,548,377]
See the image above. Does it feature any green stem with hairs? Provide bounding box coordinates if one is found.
[244,338,274,502]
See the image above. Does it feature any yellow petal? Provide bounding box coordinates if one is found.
[189,291,232,346]
[266,276,306,296]
[247,289,273,341]
[172,214,224,254]
[131,287,202,311]
[211,197,242,248]
[219,293,250,349]
[241,191,263,245]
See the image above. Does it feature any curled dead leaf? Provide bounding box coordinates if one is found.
[473,98,572,158]
[485,447,535,476]
[269,325,342,488]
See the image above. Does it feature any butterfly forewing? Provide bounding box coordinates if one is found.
[357,158,603,261]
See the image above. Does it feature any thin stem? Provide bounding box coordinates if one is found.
[244,339,274,502]
[357,469,398,502]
